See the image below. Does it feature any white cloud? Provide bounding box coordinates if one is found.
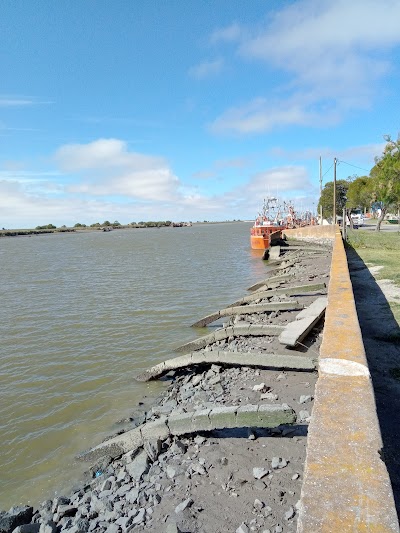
[209,23,243,44]
[54,139,181,201]
[210,0,400,134]
[210,96,341,134]
[188,58,224,79]
[218,165,316,217]
[246,166,312,196]
[0,96,54,107]
[0,138,319,227]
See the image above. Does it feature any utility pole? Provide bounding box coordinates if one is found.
[333,157,337,225]
[319,156,322,223]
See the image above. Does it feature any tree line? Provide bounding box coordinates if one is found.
[35,221,177,230]
[318,135,400,230]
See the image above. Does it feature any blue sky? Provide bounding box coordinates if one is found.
[1,0,400,227]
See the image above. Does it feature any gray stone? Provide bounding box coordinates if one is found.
[39,523,56,533]
[130,509,145,526]
[104,525,119,533]
[57,505,77,519]
[253,383,268,392]
[298,410,311,422]
[125,488,139,504]
[252,467,269,480]
[208,375,221,386]
[166,466,176,479]
[191,375,203,387]
[0,507,34,533]
[116,468,128,482]
[114,517,130,529]
[52,498,70,513]
[72,518,90,533]
[170,440,186,455]
[260,392,278,401]
[125,450,149,481]
[253,480,266,491]
[299,395,312,404]
[253,499,264,511]
[143,439,162,462]
[100,479,112,492]
[284,506,295,521]
[174,499,193,514]
[236,524,249,533]
[271,457,288,469]
[12,525,40,533]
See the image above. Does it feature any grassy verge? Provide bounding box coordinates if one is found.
[346,230,400,323]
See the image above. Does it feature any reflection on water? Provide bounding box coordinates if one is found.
[0,222,267,508]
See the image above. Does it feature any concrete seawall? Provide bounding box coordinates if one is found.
[284,226,399,532]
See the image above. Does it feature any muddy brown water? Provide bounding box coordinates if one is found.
[0,222,273,510]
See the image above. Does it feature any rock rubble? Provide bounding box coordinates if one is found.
[0,243,332,533]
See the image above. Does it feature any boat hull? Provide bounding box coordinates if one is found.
[250,227,282,250]
[251,234,270,250]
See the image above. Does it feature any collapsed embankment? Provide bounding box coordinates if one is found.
[0,226,397,533]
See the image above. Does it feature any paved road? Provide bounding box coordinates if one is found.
[356,222,400,232]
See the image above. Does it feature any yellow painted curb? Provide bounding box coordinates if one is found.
[297,229,399,532]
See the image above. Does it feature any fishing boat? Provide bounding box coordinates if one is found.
[250,197,286,250]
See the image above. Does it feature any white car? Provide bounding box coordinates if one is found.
[348,213,364,227]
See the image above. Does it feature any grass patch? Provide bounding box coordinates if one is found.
[346,229,400,250]
[347,230,400,325]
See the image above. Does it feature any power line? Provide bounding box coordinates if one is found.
[322,163,334,179]
[337,160,370,173]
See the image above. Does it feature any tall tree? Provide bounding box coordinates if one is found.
[346,176,373,211]
[370,135,400,230]
[318,180,349,219]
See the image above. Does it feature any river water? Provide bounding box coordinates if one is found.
[0,222,268,510]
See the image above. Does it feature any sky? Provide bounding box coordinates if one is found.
[1,0,400,228]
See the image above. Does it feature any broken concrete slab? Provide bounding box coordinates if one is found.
[77,404,296,462]
[175,324,285,353]
[295,296,328,320]
[246,273,294,291]
[228,283,326,307]
[76,427,144,463]
[279,297,327,347]
[135,350,317,381]
[191,301,303,327]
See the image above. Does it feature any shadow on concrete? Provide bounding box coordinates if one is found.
[346,245,400,517]
[209,425,308,439]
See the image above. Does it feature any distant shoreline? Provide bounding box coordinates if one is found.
[0,220,250,238]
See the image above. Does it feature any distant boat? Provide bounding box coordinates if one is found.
[250,197,285,250]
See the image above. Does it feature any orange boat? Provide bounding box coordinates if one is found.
[250,197,286,250]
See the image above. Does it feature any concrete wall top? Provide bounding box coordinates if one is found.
[283,224,337,240]
[297,229,399,532]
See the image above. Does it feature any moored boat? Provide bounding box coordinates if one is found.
[250,197,286,250]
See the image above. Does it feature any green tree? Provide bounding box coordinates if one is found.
[102,220,111,226]
[74,223,87,228]
[370,135,400,230]
[90,222,101,227]
[317,180,349,218]
[346,176,373,211]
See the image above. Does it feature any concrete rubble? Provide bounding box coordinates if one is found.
[0,240,332,533]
